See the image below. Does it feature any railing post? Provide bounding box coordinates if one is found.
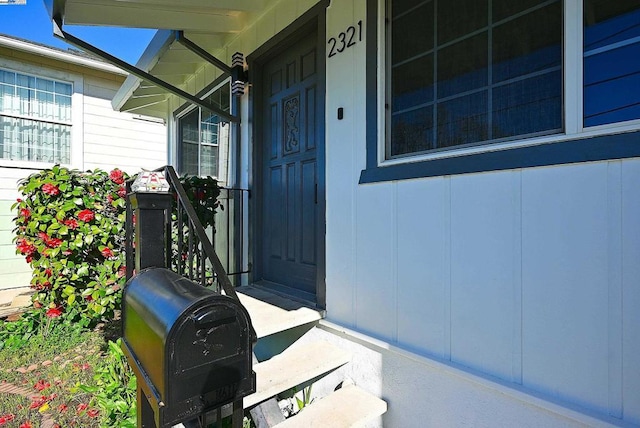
[129,192,173,272]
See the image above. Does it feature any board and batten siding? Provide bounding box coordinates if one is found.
[324,1,640,425]
[0,51,167,291]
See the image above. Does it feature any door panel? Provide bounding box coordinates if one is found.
[260,30,321,296]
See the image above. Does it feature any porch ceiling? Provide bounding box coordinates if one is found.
[46,0,271,117]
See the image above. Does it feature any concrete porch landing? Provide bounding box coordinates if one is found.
[236,286,324,338]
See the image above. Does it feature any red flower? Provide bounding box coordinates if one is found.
[57,404,68,413]
[44,268,53,277]
[42,183,60,196]
[45,307,63,318]
[76,403,88,414]
[107,194,114,203]
[16,239,36,256]
[26,255,34,263]
[85,295,93,301]
[117,186,126,198]
[109,169,125,185]
[33,380,50,392]
[87,409,99,418]
[63,218,78,229]
[101,247,114,258]
[19,422,32,428]
[19,208,31,219]
[77,209,94,222]
[38,232,62,248]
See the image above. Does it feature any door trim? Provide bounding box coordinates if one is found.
[248,2,328,308]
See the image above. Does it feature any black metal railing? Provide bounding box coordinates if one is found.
[125,166,249,300]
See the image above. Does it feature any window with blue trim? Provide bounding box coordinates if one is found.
[361,0,640,183]
[388,0,563,158]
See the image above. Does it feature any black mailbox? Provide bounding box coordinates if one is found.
[122,268,256,427]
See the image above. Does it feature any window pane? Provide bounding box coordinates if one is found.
[182,142,199,176]
[17,74,34,90]
[54,81,72,96]
[584,1,640,127]
[387,0,563,157]
[0,70,15,85]
[392,1,434,64]
[493,71,562,139]
[391,106,434,156]
[437,0,488,45]
[392,54,434,112]
[179,109,199,175]
[436,92,488,148]
[0,117,70,163]
[201,110,220,145]
[200,144,219,177]
[493,0,549,22]
[36,78,54,93]
[437,32,488,98]
[493,2,562,83]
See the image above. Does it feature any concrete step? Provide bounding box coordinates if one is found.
[244,341,350,408]
[274,385,387,428]
[237,287,323,338]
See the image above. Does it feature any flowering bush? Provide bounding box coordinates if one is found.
[12,165,129,324]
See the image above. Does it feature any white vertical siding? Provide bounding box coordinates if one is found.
[622,158,640,425]
[354,183,396,341]
[396,177,449,358]
[450,171,522,383]
[327,153,640,424]
[521,162,610,413]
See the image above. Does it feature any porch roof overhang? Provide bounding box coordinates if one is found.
[43,0,267,118]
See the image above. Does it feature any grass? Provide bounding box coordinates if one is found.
[0,310,255,428]
[0,311,127,428]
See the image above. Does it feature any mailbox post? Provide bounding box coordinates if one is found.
[128,171,173,272]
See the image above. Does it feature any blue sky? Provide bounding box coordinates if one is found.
[0,1,155,64]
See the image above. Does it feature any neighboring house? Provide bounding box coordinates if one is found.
[0,34,167,291]
[44,0,639,427]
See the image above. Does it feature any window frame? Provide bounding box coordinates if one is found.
[0,61,81,169]
[174,77,231,182]
[360,0,640,184]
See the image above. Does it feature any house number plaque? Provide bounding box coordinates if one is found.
[327,20,363,58]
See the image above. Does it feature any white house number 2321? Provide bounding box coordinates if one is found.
[327,20,363,58]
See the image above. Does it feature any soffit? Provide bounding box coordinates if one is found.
[48,0,270,117]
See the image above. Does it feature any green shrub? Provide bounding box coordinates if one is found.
[12,165,129,325]
[12,165,224,325]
